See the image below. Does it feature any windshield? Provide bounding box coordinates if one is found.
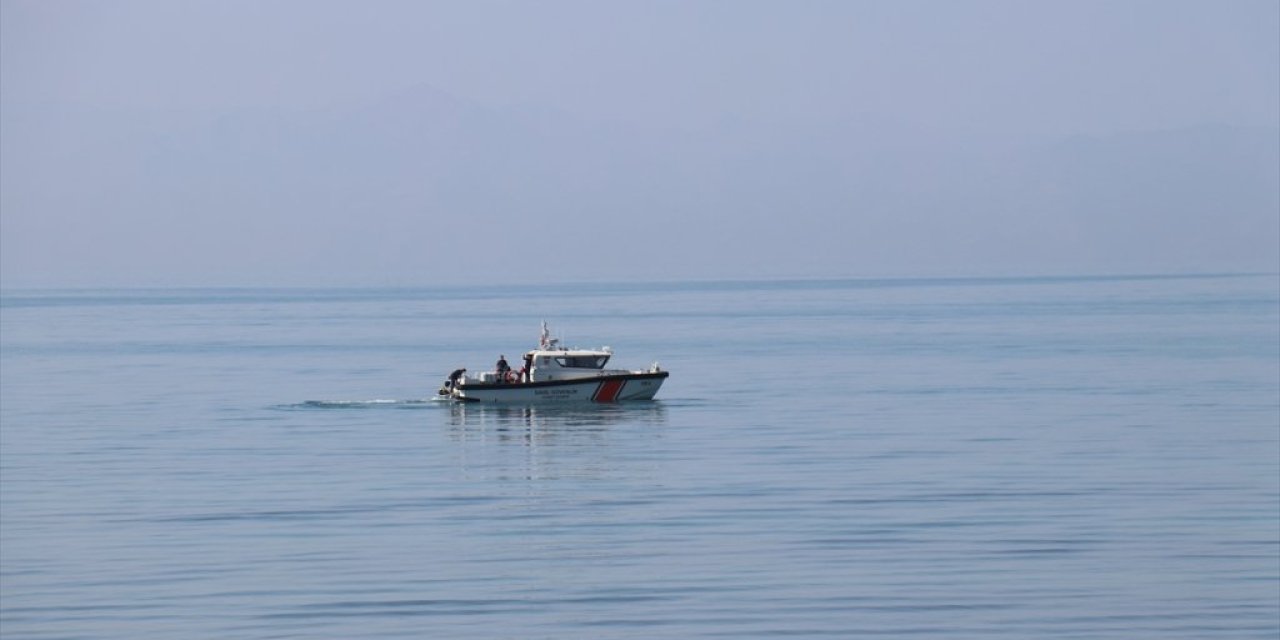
[554,355,610,369]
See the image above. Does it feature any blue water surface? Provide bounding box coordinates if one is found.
[2,274,1277,639]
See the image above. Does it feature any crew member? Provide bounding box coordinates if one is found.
[496,355,510,382]
[442,368,466,395]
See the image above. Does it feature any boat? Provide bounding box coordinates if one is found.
[438,323,669,403]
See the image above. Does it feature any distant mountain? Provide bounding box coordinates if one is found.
[3,83,1276,285]
[982,125,1280,272]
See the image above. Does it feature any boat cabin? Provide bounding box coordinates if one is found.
[525,348,617,382]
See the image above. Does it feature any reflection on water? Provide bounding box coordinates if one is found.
[446,402,670,482]
[447,401,667,435]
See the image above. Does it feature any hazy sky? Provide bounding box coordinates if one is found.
[2,0,1278,287]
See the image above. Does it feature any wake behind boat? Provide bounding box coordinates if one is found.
[438,323,669,403]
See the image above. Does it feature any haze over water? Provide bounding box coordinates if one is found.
[2,274,1277,638]
[3,1,1278,287]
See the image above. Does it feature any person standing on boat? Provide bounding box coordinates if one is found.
[521,353,534,383]
[496,355,511,382]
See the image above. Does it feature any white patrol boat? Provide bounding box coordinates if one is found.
[438,323,669,403]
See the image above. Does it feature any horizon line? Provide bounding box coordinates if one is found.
[2,271,1276,296]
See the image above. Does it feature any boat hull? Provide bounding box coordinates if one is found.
[449,371,668,404]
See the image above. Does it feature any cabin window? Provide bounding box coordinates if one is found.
[554,356,609,369]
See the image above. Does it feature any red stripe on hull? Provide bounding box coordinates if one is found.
[593,379,626,403]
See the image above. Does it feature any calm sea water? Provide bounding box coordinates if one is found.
[2,274,1277,639]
